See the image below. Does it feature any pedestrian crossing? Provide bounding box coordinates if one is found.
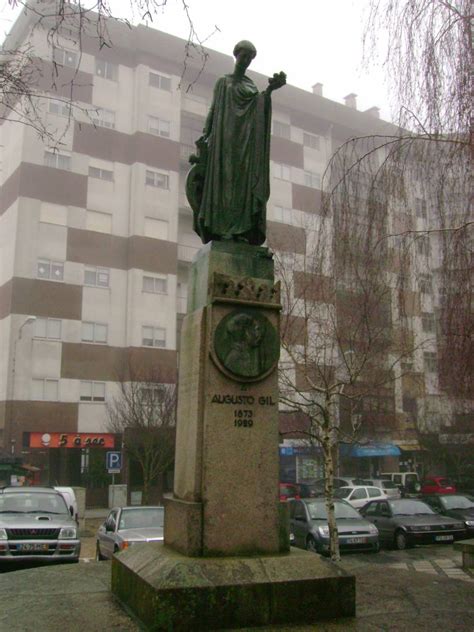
[387,557,474,581]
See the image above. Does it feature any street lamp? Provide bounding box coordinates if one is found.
[9,316,36,456]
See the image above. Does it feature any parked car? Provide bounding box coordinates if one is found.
[289,498,379,555]
[297,482,324,499]
[96,506,164,560]
[380,472,421,496]
[279,483,300,502]
[0,486,80,563]
[54,487,78,523]
[359,498,466,550]
[302,477,371,494]
[334,485,387,508]
[423,494,474,535]
[420,476,457,495]
[363,479,401,499]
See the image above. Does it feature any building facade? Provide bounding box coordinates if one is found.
[1,10,471,493]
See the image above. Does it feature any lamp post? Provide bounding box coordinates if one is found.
[9,316,36,456]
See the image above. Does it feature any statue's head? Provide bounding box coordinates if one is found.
[233,40,257,59]
[233,40,257,72]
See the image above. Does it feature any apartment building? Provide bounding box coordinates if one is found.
[1,9,470,490]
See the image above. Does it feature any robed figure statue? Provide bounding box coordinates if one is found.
[186,41,286,246]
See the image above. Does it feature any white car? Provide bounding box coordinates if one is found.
[334,485,387,508]
[96,506,164,560]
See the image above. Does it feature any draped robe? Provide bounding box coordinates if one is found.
[194,73,272,245]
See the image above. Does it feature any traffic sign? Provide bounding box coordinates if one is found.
[106,451,122,473]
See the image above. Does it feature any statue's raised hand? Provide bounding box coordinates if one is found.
[266,71,286,94]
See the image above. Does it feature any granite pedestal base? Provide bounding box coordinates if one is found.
[112,543,355,630]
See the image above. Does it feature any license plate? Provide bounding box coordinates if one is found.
[435,535,453,542]
[346,537,367,544]
[17,543,49,552]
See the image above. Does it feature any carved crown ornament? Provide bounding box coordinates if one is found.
[210,273,281,309]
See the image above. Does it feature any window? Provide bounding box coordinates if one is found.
[273,120,291,139]
[142,326,166,348]
[144,217,169,240]
[419,274,432,294]
[143,275,167,294]
[32,378,59,401]
[91,107,115,129]
[86,210,112,233]
[82,322,108,344]
[415,197,427,218]
[368,487,381,498]
[37,258,64,281]
[148,116,171,138]
[421,312,435,333]
[44,151,71,170]
[88,166,114,182]
[145,170,169,189]
[273,162,291,181]
[48,98,70,117]
[80,381,106,402]
[40,203,67,226]
[352,489,367,500]
[304,170,321,189]
[34,318,62,340]
[53,47,77,68]
[84,266,110,288]
[424,351,438,373]
[149,72,171,91]
[303,132,320,150]
[274,205,293,224]
[95,59,118,81]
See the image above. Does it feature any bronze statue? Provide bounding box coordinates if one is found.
[186,41,286,245]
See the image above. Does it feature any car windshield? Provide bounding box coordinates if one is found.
[381,481,397,489]
[0,492,69,515]
[333,488,352,499]
[118,508,164,530]
[441,495,474,510]
[306,501,360,520]
[390,500,435,515]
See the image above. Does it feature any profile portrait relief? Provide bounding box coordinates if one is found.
[213,310,279,380]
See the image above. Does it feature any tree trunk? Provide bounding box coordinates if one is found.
[322,422,340,561]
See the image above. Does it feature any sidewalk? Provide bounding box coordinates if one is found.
[1,549,474,631]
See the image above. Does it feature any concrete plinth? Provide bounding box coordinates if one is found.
[112,544,355,631]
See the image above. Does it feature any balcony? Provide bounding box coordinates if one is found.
[178,243,200,263]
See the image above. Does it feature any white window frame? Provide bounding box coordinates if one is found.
[424,351,438,373]
[32,378,59,401]
[415,197,427,218]
[37,258,64,282]
[148,115,171,138]
[53,47,77,68]
[274,205,293,224]
[419,274,433,294]
[421,312,435,333]
[48,98,71,117]
[303,132,320,150]
[88,166,114,182]
[80,380,106,402]
[33,318,62,340]
[142,325,166,348]
[273,162,292,181]
[145,169,169,189]
[84,266,110,288]
[304,170,321,189]
[149,72,172,91]
[95,59,118,81]
[143,275,168,294]
[90,107,115,129]
[273,120,291,139]
[81,321,108,344]
[44,151,71,170]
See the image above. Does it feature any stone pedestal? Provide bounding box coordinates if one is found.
[112,241,356,629]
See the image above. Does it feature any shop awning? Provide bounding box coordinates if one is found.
[340,443,401,458]
[395,442,424,452]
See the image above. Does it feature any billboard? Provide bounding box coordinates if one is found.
[30,432,115,449]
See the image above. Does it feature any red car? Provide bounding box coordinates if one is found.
[279,483,300,502]
[421,476,457,495]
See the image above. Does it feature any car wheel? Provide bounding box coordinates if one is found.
[394,530,409,550]
[306,536,319,554]
[95,542,106,561]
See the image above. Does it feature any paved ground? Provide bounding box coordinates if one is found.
[1,518,473,631]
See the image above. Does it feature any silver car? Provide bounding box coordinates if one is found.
[0,486,80,563]
[289,498,379,555]
[96,506,164,560]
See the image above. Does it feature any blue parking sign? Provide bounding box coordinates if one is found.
[106,451,122,472]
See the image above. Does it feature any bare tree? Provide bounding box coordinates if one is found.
[107,365,176,505]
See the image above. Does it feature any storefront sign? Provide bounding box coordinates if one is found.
[30,432,115,449]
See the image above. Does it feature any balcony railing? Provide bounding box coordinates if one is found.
[178,244,200,263]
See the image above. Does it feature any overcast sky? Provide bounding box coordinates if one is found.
[0,0,392,120]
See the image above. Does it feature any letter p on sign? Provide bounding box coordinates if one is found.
[106,451,122,473]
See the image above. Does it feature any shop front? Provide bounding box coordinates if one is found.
[340,442,402,477]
